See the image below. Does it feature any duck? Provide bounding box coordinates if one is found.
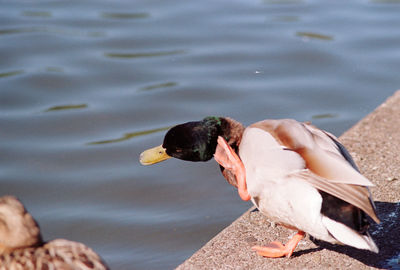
[140,116,380,258]
[0,195,109,270]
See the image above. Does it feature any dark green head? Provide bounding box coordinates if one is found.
[163,117,222,161]
[140,116,245,165]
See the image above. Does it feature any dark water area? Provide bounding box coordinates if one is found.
[1,0,400,269]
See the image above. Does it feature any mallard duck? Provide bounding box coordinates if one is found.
[140,116,379,258]
[0,196,109,269]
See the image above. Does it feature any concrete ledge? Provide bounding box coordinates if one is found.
[177,90,400,269]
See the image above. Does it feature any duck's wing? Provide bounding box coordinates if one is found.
[44,239,109,270]
[1,239,109,270]
[250,119,379,223]
[302,123,360,172]
[293,170,379,223]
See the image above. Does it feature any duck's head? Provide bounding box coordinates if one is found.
[140,116,244,165]
[0,196,43,254]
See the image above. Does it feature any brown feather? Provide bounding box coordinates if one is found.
[0,196,109,270]
[218,117,245,187]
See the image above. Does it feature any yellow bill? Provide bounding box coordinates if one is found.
[139,145,172,165]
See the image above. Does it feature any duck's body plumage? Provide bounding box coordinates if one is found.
[0,239,107,270]
[140,116,379,257]
[239,119,378,252]
[0,196,108,270]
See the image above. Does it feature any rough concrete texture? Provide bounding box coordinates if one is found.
[177,90,400,270]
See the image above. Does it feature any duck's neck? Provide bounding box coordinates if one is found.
[216,117,244,152]
[201,116,245,154]
[204,117,244,188]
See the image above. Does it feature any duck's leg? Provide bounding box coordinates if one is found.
[252,231,305,258]
[214,136,251,201]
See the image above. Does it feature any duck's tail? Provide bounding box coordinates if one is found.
[322,216,379,253]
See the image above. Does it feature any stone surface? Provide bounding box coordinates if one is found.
[176,90,400,270]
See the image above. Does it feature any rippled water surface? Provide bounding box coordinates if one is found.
[1,0,400,269]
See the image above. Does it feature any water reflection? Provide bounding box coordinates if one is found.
[101,12,149,20]
[271,15,300,22]
[371,0,400,3]
[22,11,52,18]
[87,126,170,145]
[312,113,338,119]
[0,70,24,78]
[44,104,88,112]
[45,67,64,73]
[296,32,334,41]
[104,51,185,59]
[0,27,38,35]
[0,27,104,37]
[141,82,177,91]
[263,0,304,4]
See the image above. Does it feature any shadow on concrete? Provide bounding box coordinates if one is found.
[309,201,399,269]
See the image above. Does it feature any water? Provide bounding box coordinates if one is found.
[1,0,400,269]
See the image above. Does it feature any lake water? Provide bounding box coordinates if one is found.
[1,0,400,269]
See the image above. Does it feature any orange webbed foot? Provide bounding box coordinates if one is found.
[214,136,250,201]
[252,231,305,258]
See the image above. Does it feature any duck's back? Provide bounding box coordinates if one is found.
[239,121,306,184]
[0,239,108,270]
